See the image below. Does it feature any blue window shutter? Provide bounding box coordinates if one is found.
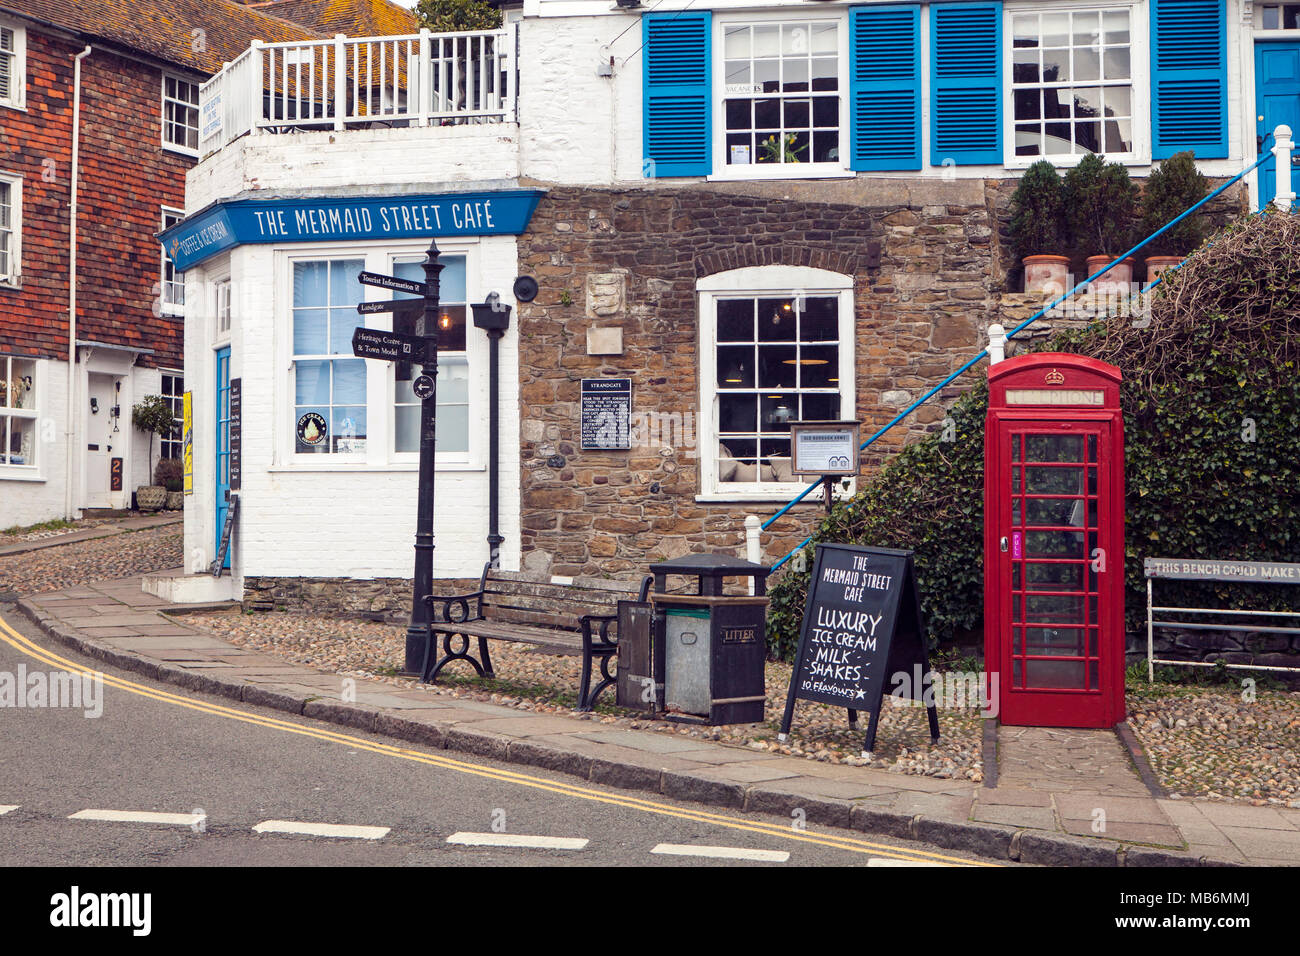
[930,2,1002,166]
[849,5,921,171]
[1151,0,1227,159]
[643,12,712,178]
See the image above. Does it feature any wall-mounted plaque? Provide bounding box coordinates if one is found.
[581,378,631,450]
[790,420,861,475]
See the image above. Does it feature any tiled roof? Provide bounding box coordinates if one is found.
[4,0,322,75]
[243,0,419,38]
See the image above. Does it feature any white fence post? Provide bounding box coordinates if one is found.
[987,323,1007,365]
[744,515,762,596]
[248,40,262,130]
[418,28,431,126]
[333,34,346,130]
[1274,124,1295,212]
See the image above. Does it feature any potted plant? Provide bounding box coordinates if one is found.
[131,395,175,512]
[1140,150,1209,283]
[1064,153,1140,293]
[1009,159,1069,295]
[155,458,185,510]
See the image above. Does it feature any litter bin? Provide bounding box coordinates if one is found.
[649,553,770,725]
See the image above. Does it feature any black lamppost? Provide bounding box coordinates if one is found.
[471,294,511,569]
[404,239,444,673]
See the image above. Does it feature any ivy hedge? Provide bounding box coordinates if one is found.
[766,210,1300,661]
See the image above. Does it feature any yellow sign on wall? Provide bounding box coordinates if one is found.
[182,391,193,495]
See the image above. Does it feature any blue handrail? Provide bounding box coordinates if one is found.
[766,144,1277,571]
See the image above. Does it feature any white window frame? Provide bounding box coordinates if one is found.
[214,276,233,343]
[161,207,185,315]
[387,251,471,465]
[709,9,853,182]
[697,265,855,502]
[0,21,26,111]
[0,354,38,476]
[1003,0,1150,169]
[0,172,20,287]
[161,72,200,157]
[159,371,185,461]
[272,239,483,472]
[1256,2,1300,33]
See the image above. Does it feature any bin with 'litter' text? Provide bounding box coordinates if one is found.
[649,554,770,725]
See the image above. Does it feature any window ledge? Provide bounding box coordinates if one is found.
[707,166,854,183]
[695,491,825,504]
[266,462,483,474]
[162,144,200,160]
[0,470,44,482]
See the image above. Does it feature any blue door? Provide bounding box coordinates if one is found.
[1256,42,1300,208]
[215,347,231,569]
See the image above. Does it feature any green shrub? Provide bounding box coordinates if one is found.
[132,395,175,483]
[154,457,184,492]
[766,209,1300,660]
[1140,151,1209,257]
[1009,159,1067,260]
[1064,153,1141,257]
[414,0,501,31]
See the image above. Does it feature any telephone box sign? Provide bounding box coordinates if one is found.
[985,353,1126,729]
[158,189,546,271]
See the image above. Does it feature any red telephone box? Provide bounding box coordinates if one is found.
[984,353,1126,728]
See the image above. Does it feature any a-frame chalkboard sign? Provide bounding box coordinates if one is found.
[779,543,940,757]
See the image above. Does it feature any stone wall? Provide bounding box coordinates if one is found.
[514,179,1001,578]
[242,576,479,618]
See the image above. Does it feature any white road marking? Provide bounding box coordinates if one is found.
[252,820,390,840]
[69,809,203,827]
[0,806,18,816]
[650,843,789,863]
[446,832,588,850]
[867,857,943,867]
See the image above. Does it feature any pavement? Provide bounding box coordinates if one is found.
[16,574,1300,867]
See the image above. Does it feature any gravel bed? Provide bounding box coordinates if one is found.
[1127,684,1300,807]
[188,608,985,780]
[0,526,183,596]
[0,517,114,547]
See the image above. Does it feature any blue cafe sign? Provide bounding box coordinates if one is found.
[159,189,545,271]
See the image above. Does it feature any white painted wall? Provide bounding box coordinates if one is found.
[187,124,522,213]
[517,0,1258,187]
[183,237,522,583]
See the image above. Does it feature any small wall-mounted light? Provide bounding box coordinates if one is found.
[90,398,99,414]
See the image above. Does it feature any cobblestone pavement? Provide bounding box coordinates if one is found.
[186,608,985,780]
[0,524,183,597]
[1128,686,1300,806]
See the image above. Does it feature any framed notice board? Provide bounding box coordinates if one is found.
[780,543,940,756]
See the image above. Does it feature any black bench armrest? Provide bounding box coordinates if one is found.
[579,612,619,649]
[423,590,485,625]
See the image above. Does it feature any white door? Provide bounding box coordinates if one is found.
[85,374,115,508]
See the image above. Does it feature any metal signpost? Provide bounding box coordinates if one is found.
[354,240,444,674]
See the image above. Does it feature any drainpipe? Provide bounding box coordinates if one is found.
[471,296,513,568]
[65,45,93,521]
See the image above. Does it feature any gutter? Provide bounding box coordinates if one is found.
[64,44,92,521]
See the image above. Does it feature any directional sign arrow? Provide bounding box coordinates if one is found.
[357,298,426,315]
[358,271,428,295]
[352,327,425,362]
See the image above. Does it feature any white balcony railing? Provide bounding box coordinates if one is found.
[199,25,518,156]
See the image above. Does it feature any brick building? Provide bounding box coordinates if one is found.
[168,0,1269,612]
[0,0,412,528]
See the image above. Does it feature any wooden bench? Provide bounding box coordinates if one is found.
[420,564,653,710]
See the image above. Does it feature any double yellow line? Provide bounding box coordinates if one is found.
[0,612,993,866]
